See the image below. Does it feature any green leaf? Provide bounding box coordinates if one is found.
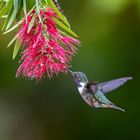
[4,5,36,34]
[27,14,36,33]
[59,30,71,37]
[23,0,27,19]
[1,15,7,18]
[15,1,23,21]
[5,0,10,6]
[53,18,78,37]
[47,0,70,28]
[13,39,20,59]
[0,4,7,17]
[35,0,41,22]
[3,18,23,34]
[0,0,4,4]
[0,0,4,10]
[0,0,4,3]
[7,33,19,48]
[44,0,48,4]
[2,6,13,30]
[6,0,21,30]
[0,0,12,18]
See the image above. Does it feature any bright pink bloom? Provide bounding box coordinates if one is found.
[16,8,80,80]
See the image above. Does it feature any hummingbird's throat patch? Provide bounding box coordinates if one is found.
[78,82,86,93]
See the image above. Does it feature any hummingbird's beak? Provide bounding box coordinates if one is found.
[68,70,74,75]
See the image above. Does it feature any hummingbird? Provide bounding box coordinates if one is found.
[69,70,132,112]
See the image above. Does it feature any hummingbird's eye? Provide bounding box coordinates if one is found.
[75,74,78,78]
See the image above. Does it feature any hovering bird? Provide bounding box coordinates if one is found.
[69,70,132,112]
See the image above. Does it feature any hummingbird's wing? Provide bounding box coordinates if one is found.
[98,77,133,94]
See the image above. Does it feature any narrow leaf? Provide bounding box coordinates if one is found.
[27,14,36,33]
[4,5,35,34]
[2,15,7,18]
[7,33,19,47]
[2,6,13,30]
[44,0,48,5]
[4,18,23,34]
[0,1,4,10]
[23,0,27,21]
[6,0,20,30]
[0,5,7,17]
[59,30,71,37]
[53,18,78,37]
[5,0,10,7]
[35,0,41,22]
[0,0,12,18]
[13,39,20,59]
[0,0,3,2]
[47,0,70,28]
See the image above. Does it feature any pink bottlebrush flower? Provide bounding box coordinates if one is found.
[16,8,80,80]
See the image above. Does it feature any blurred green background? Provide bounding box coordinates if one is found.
[0,0,139,140]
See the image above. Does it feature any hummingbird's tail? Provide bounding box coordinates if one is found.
[111,105,125,112]
[95,103,125,112]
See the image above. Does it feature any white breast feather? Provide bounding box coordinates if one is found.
[78,82,86,93]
